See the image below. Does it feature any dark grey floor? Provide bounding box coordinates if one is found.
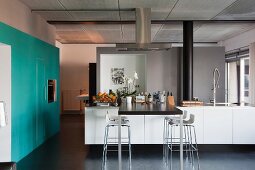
[17,114,255,170]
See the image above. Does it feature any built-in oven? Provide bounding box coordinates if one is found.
[48,80,56,103]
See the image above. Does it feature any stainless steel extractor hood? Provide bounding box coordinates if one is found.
[116,8,171,51]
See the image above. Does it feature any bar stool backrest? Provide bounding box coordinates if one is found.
[183,111,188,120]
[105,111,117,122]
[185,114,195,124]
[168,111,188,120]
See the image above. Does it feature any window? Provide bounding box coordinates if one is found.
[241,58,249,103]
[226,48,250,103]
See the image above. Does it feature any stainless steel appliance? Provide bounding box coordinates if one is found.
[48,80,56,103]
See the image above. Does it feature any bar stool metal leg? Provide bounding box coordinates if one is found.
[192,125,200,170]
[164,120,169,164]
[163,118,166,159]
[128,125,132,169]
[166,115,200,170]
[184,125,189,161]
[165,119,170,164]
[163,118,169,161]
[186,125,192,164]
[102,122,132,170]
[170,124,173,170]
[102,125,110,169]
[188,125,195,167]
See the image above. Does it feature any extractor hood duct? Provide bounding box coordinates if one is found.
[136,8,151,45]
[116,8,171,51]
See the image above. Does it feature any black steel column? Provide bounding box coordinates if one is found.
[183,21,193,100]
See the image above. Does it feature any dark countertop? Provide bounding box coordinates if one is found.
[118,102,183,115]
[85,102,255,109]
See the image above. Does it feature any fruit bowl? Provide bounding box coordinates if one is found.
[93,92,117,105]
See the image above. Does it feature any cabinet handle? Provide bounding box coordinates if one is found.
[45,86,47,101]
[0,101,8,126]
[3,101,8,126]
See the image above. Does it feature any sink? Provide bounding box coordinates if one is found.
[205,102,232,106]
[215,102,231,105]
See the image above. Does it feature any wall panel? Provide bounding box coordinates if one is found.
[0,22,60,162]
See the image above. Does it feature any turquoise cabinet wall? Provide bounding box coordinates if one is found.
[0,22,60,162]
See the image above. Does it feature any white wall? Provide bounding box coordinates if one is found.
[56,43,114,111]
[97,48,179,96]
[219,27,255,52]
[146,49,178,95]
[193,47,226,103]
[100,54,146,93]
[57,43,115,92]
[97,48,180,96]
[0,44,11,162]
[97,47,226,103]
[0,0,55,45]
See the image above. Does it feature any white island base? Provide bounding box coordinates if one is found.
[85,106,255,145]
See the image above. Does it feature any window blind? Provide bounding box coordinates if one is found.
[225,49,249,62]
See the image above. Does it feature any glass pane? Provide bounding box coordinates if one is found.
[244,75,249,90]
[226,54,250,104]
[228,61,238,103]
[244,59,249,91]
[241,58,249,103]
[245,59,249,73]
[244,91,249,97]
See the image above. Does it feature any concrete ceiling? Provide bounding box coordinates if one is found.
[19,0,255,44]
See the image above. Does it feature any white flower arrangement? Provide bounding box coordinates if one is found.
[117,72,139,97]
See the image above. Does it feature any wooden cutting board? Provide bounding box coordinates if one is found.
[181,100,204,107]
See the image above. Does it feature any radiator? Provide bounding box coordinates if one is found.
[62,90,81,111]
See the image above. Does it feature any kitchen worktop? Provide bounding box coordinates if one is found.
[76,93,89,100]
[86,102,254,108]
[118,102,182,115]
[85,102,182,115]
[85,102,255,111]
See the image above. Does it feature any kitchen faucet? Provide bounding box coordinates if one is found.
[213,68,220,106]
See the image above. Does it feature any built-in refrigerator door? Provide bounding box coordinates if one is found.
[89,63,96,103]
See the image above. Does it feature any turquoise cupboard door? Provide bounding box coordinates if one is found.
[0,22,60,161]
[36,58,46,146]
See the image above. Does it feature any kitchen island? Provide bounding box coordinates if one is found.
[85,103,255,170]
[85,104,255,145]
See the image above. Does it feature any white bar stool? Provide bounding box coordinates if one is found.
[163,111,188,159]
[166,114,200,170]
[102,111,131,169]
